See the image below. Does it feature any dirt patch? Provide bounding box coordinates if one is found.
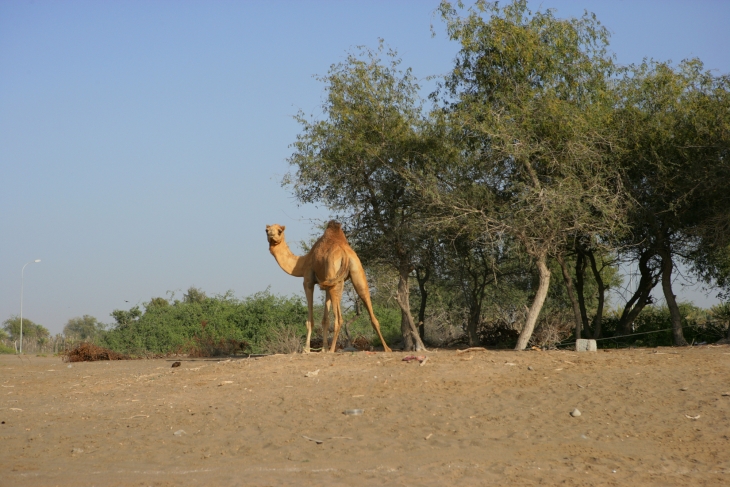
[1,345,729,486]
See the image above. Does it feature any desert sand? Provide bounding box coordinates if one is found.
[1,345,729,486]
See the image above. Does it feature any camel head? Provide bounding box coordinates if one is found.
[266,224,286,246]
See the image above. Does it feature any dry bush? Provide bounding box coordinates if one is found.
[63,342,130,362]
[423,307,466,347]
[186,337,249,357]
[530,313,573,349]
[260,325,303,354]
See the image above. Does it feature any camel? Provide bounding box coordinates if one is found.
[266,221,392,353]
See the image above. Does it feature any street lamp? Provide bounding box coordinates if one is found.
[20,259,41,354]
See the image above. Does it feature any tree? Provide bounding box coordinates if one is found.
[286,43,438,350]
[63,315,105,341]
[614,59,730,345]
[183,287,207,304]
[429,0,626,349]
[2,315,49,341]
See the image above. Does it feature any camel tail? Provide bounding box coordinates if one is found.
[318,256,350,290]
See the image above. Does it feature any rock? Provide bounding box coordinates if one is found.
[576,339,597,352]
[527,366,534,371]
[173,429,185,436]
[570,408,582,417]
[171,361,181,368]
[71,448,83,454]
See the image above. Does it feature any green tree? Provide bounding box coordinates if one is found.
[429,0,626,349]
[63,315,105,341]
[614,59,730,345]
[183,287,207,304]
[286,43,438,350]
[2,315,49,341]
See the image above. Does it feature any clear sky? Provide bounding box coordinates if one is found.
[2,1,729,335]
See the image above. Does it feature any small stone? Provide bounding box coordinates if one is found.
[171,361,181,368]
[173,429,185,436]
[527,366,534,371]
[71,448,83,454]
[680,387,688,391]
[67,365,73,368]
[570,408,582,417]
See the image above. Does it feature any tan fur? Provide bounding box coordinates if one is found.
[266,221,391,353]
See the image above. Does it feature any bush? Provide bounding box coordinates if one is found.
[600,303,728,348]
[102,290,307,356]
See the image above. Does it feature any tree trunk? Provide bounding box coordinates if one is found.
[396,267,427,351]
[466,299,482,347]
[619,249,659,334]
[659,248,688,346]
[557,253,583,340]
[574,251,592,336]
[415,267,430,340]
[586,250,606,339]
[515,253,551,350]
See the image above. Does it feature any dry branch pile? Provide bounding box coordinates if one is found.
[63,342,131,362]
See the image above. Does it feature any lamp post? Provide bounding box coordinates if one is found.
[20,259,41,354]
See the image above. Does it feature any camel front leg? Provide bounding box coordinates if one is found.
[304,281,315,354]
[321,291,331,352]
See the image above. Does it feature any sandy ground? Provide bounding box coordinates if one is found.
[1,345,729,486]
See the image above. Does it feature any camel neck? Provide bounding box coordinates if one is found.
[269,239,308,277]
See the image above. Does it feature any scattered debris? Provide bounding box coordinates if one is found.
[456,347,487,355]
[305,369,320,378]
[419,357,429,366]
[570,409,582,417]
[680,387,689,391]
[71,448,84,454]
[531,346,541,351]
[173,429,186,436]
[63,342,130,362]
[504,363,516,366]
[685,414,700,420]
[425,433,433,440]
[10,408,23,412]
[722,393,730,397]
[402,356,427,364]
[302,435,323,444]
[171,361,181,368]
[343,409,364,415]
[218,381,233,386]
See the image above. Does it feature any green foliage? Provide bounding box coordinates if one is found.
[601,303,728,348]
[102,290,307,356]
[63,315,105,341]
[0,342,15,354]
[2,316,49,341]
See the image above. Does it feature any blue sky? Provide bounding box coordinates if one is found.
[2,1,729,335]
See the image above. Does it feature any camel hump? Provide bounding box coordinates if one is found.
[323,221,348,243]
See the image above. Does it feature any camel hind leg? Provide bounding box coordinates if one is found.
[303,281,315,353]
[321,291,331,352]
[349,265,392,352]
[328,282,345,353]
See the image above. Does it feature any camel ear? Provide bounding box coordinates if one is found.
[280,226,286,232]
